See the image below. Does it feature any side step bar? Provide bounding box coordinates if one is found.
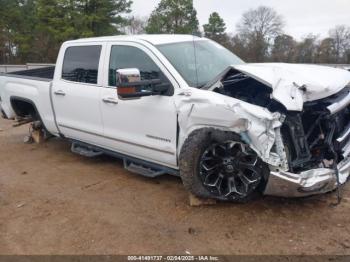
[124,159,168,178]
[70,140,179,178]
[71,142,103,157]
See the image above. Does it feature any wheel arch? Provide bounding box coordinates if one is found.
[10,96,40,119]
[9,96,51,134]
[177,124,247,159]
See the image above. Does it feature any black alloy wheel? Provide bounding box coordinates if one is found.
[199,141,262,200]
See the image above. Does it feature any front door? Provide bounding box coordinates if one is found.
[100,43,178,168]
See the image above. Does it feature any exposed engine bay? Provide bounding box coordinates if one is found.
[285,88,350,173]
[211,68,350,177]
[212,68,286,112]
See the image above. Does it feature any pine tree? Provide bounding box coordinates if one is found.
[203,12,227,44]
[145,0,199,34]
[33,0,132,62]
[0,0,25,63]
[76,0,132,37]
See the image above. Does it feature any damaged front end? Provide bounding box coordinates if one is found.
[206,64,350,197]
[266,87,350,197]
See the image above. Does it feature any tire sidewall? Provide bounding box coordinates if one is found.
[179,128,266,202]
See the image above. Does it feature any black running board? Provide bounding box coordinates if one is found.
[124,159,169,178]
[70,140,179,178]
[71,142,103,157]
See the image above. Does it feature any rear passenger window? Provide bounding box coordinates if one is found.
[109,45,168,87]
[62,46,101,84]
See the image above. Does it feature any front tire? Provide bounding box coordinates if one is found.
[179,128,267,202]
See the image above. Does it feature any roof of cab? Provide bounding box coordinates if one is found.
[64,34,204,46]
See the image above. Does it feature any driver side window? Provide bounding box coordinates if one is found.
[108,45,170,88]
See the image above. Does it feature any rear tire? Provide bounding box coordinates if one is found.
[179,128,268,202]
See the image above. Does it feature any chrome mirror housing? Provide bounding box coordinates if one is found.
[116,68,141,86]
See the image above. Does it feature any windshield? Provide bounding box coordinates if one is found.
[156,39,245,88]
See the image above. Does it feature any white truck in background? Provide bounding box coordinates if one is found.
[1,34,350,202]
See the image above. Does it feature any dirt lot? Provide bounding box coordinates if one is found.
[0,117,350,255]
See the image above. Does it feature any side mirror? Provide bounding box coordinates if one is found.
[116,68,170,99]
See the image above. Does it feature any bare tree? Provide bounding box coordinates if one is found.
[124,16,148,35]
[329,25,350,63]
[294,34,319,63]
[317,37,337,63]
[271,34,297,62]
[236,6,284,62]
[229,34,249,61]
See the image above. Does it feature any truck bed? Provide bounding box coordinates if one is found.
[0,67,58,134]
[3,66,55,81]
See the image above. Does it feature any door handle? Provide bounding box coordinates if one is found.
[54,90,66,96]
[102,97,118,105]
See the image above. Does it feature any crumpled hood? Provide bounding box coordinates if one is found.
[230,63,350,111]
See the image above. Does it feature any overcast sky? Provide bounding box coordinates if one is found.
[130,0,350,40]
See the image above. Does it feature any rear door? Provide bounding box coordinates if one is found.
[52,44,105,144]
[99,42,179,168]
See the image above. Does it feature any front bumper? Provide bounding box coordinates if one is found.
[264,157,350,197]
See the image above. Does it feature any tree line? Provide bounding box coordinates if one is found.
[1,0,350,64]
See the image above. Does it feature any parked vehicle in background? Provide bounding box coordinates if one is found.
[1,35,350,202]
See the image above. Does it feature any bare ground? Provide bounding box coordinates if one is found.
[0,117,350,255]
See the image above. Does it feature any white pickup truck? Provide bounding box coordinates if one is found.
[1,34,350,202]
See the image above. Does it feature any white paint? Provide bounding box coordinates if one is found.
[229,63,350,111]
[1,35,350,197]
